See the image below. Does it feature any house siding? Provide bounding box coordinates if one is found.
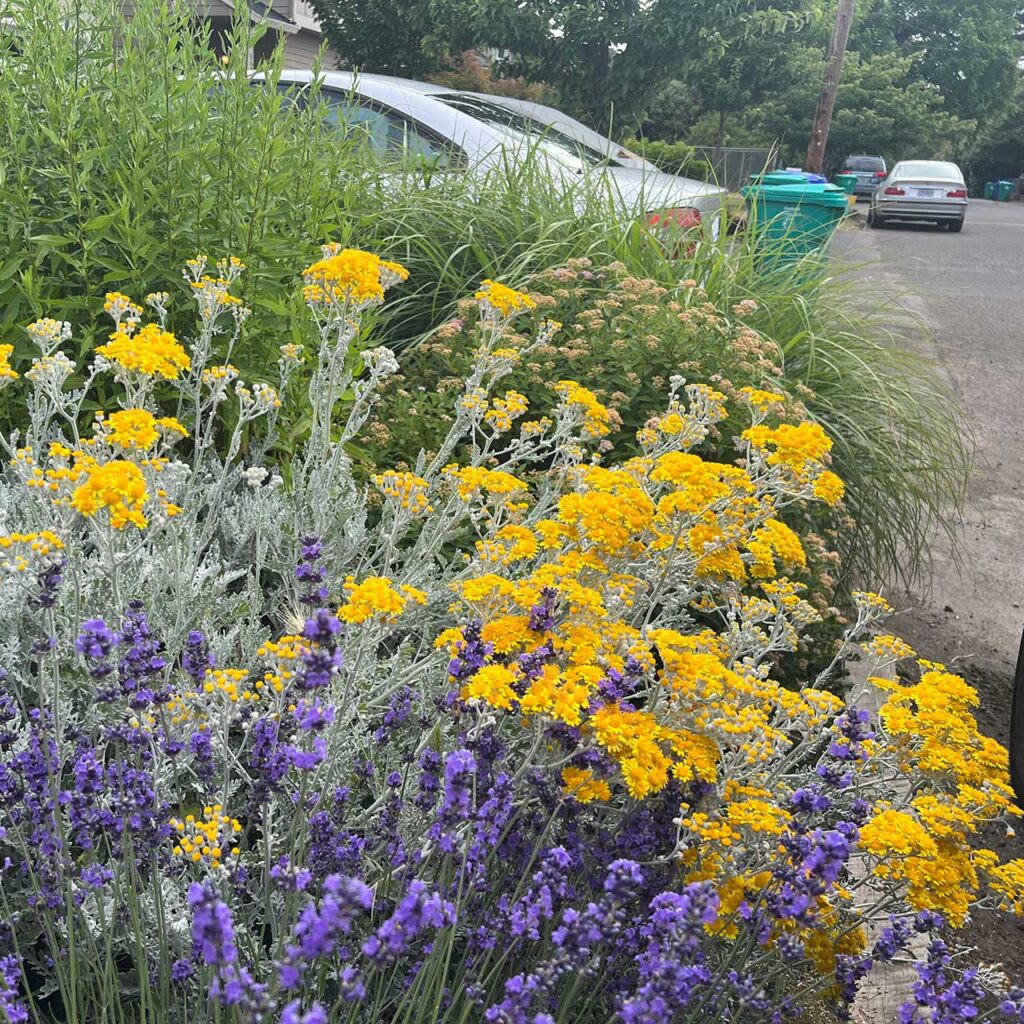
[281,26,338,69]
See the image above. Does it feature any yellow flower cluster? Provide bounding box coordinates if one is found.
[97,323,191,380]
[857,669,1022,923]
[443,465,530,512]
[0,344,18,383]
[302,246,408,306]
[170,805,242,869]
[743,422,845,506]
[257,634,309,694]
[69,459,149,530]
[561,767,611,804]
[483,390,529,432]
[99,408,188,451]
[338,576,427,625]
[373,470,432,515]
[475,279,537,316]
[0,531,64,574]
[555,380,612,438]
[202,667,261,704]
[103,291,144,324]
[440,430,848,808]
[739,386,785,410]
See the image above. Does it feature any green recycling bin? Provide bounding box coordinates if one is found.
[997,180,1014,201]
[741,176,849,267]
[985,181,996,200]
[833,172,858,195]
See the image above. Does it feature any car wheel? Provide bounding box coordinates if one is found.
[867,207,882,228]
[947,218,964,233]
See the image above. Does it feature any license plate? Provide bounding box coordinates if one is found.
[914,188,936,198]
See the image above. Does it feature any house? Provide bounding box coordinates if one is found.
[1,0,339,69]
[200,0,340,69]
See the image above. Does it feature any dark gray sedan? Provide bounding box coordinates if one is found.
[868,160,968,232]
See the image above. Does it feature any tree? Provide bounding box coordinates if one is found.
[308,0,808,125]
[666,0,824,146]
[464,0,808,123]
[306,0,472,77]
[851,0,1022,125]
[683,44,966,168]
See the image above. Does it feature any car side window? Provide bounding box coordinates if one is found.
[319,91,454,167]
[269,83,458,169]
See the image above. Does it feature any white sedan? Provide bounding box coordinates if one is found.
[868,160,968,232]
[266,70,727,238]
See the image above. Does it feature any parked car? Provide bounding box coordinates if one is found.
[462,93,656,171]
[837,154,887,198]
[261,71,728,238]
[867,160,968,232]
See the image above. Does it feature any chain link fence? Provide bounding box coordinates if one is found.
[694,145,780,191]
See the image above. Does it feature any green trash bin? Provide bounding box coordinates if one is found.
[741,178,849,267]
[997,180,1014,201]
[985,181,996,200]
[834,172,858,195]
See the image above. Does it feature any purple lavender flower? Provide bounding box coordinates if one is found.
[286,737,327,771]
[414,749,442,811]
[282,1000,328,1024]
[361,880,453,966]
[189,729,215,784]
[76,618,118,685]
[117,603,168,706]
[270,856,313,893]
[428,748,477,853]
[170,959,194,984]
[506,847,574,941]
[528,588,558,632]
[307,789,365,879]
[0,954,27,1024]
[617,884,719,1024]
[188,882,237,966]
[446,621,492,683]
[373,686,415,744]
[296,610,343,691]
[900,939,985,1024]
[295,535,328,608]
[293,699,336,732]
[279,873,373,989]
[182,630,214,686]
[30,555,65,611]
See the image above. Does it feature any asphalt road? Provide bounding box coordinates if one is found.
[836,199,1024,674]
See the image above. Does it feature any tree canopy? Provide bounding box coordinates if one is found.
[306,0,1024,179]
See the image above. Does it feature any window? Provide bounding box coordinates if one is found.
[844,156,886,172]
[274,83,457,168]
[436,94,609,171]
[894,161,962,181]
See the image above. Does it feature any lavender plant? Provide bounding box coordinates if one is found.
[0,249,1020,1024]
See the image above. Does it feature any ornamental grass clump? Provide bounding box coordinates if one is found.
[0,248,1020,1024]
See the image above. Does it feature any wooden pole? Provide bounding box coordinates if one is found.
[805,0,856,173]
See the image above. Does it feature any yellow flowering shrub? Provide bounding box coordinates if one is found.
[0,246,1018,1024]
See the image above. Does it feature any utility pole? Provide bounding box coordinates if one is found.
[805,0,856,173]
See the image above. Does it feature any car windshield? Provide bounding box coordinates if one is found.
[845,156,885,171]
[436,94,607,170]
[895,161,962,181]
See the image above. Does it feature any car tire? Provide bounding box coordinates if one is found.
[947,218,964,233]
[867,207,882,228]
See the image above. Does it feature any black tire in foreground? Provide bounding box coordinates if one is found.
[1011,628,1024,807]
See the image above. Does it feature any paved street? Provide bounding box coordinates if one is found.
[837,199,1024,674]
